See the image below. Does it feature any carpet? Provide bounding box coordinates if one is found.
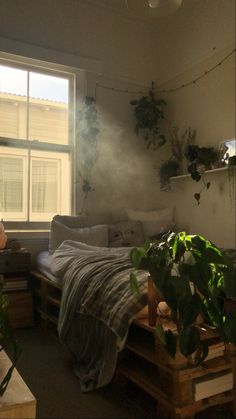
[5,325,235,419]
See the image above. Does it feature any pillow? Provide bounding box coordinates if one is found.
[108,220,144,247]
[53,214,111,228]
[125,207,174,239]
[49,220,108,253]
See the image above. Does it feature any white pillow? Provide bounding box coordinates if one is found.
[125,207,174,239]
[49,220,108,253]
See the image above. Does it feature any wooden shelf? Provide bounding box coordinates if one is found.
[170,166,235,180]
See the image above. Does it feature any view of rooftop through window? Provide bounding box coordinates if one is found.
[0,65,68,103]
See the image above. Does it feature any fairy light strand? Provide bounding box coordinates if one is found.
[95,48,235,97]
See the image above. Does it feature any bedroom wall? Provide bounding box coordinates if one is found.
[0,0,170,221]
[150,0,235,248]
[0,0,235,250]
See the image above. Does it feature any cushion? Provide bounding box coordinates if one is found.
[108,220,144,247]
[52,214,111,228]
[49,220,108,253]
[125,207,174,239]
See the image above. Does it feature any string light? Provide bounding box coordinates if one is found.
[95,48,235,97]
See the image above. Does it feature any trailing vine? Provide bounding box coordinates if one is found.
[77,96,99,214]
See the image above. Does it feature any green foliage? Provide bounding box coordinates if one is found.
[0,284,21,396]
[130,82,167,150]
[130,232,236,363]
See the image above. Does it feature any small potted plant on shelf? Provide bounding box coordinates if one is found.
[159,158,180,191]
[130,231,236,365]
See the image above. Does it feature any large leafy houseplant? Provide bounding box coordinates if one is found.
[130,232,236,365]
[0,282,21,395]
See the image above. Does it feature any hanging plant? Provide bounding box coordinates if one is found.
[228,155,236,206]
[130,82,167,150]
[185,145,220,205]
[77,96,99,214]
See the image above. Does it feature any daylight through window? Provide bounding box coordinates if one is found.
[0,60,74,222]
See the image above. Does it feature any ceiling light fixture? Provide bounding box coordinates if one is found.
[148,0,183,10]
[148,0,160,8]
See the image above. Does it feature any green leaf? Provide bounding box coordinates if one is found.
[129,272,140,294]
[179,294,202,328]
[223,312,236,344]
[191,340,209,366]
[155,324,166,345]
[206,182,211,189]
[179,325,200,356]
[130,247,146,269]
[165,330,177,359]
[194,193,201,202]
[204,247,225,264]
[224,270,236,299]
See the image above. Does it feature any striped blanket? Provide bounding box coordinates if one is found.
[51,240,148,391]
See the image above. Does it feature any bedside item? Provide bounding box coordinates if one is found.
[0,222,7,250]
[0,249,33,328]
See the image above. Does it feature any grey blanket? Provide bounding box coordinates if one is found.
[51,240,148,391]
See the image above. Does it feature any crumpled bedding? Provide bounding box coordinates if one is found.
[51,240,148,391]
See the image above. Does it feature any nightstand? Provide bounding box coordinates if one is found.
[0,249,33,328]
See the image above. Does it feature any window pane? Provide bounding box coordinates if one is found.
[0,156,23,212]
[0,65,27,139]
[29,72,69,145]
[31,159,58,213]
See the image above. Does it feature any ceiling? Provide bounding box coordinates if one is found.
[84,0,184,22]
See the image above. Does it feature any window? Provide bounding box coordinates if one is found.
[0,58,75,224]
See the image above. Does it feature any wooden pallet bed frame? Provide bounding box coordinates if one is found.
[30,270,236,419]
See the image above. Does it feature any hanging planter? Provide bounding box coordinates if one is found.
[130,82,167,150]
[77,96,99,214]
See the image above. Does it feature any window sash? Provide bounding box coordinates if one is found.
[0,56,75,225]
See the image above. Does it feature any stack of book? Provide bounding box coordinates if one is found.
[205,340,225,361]
[194,371,233,401]
[2,276,28,292]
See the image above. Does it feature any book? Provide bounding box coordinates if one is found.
[194,371,233,401]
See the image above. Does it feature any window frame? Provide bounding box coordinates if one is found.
[0,53,76,230]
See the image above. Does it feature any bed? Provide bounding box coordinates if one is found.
[31,210,175,392]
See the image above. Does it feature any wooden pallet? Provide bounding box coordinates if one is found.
[118,317,236,419]
[30,270,61,325]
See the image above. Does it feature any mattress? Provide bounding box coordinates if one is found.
[36,251,62,285]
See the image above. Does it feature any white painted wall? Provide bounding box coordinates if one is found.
[152,0,235,248]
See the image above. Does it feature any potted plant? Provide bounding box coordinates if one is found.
[0,282,21,396]
[159,158,180,191]
[130,82,167,150]
[130,231,236,365]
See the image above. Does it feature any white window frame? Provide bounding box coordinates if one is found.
[0,52,77,229]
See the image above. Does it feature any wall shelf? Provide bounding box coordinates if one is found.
[170,166,233,180]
